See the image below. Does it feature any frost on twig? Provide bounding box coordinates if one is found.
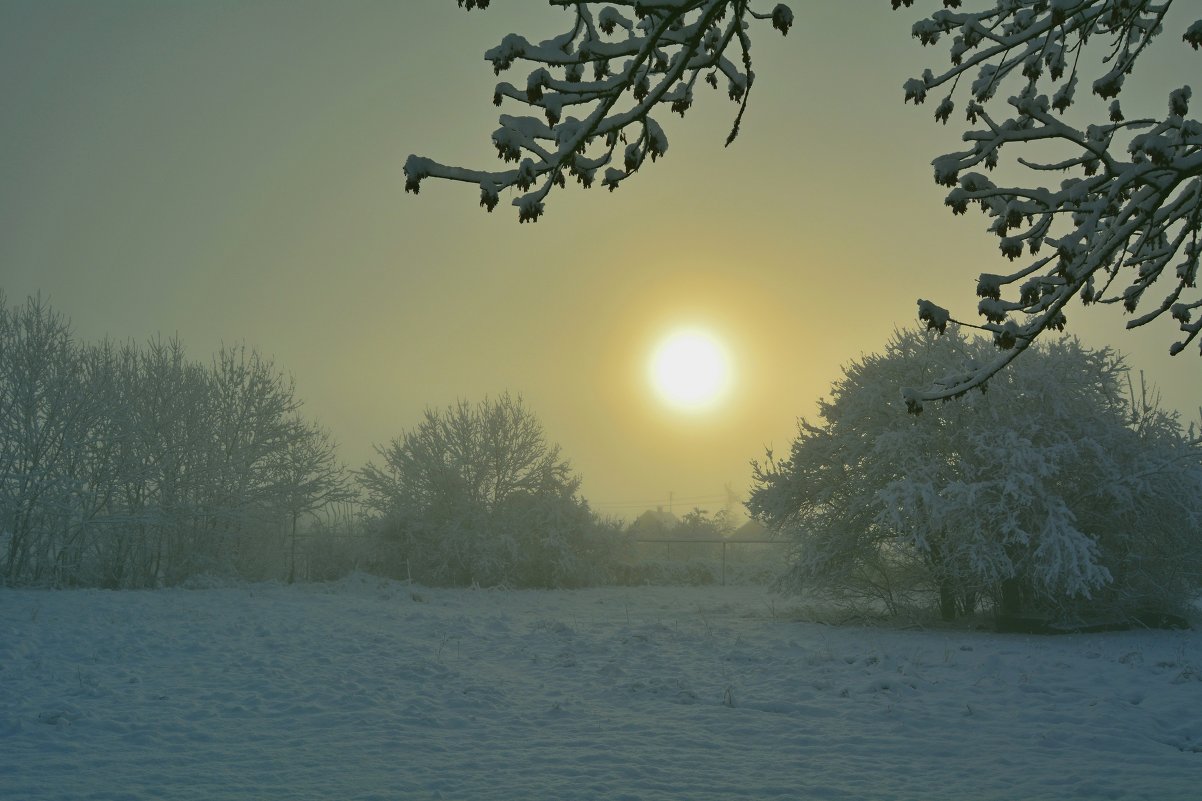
[898,0,1202,409]
[405,1,793,222]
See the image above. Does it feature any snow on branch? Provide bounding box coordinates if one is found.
[408,1,1199,410]
[898,0,1202,409]
[405,1,793,222]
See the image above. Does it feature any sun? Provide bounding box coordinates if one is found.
[648,329,732,412]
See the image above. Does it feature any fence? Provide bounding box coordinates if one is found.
[634,539,787,586]
[278,532,789,587]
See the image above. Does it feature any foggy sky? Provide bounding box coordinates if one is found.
[3,1,1199,517]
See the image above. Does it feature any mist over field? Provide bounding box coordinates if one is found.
[3,2,1202,799]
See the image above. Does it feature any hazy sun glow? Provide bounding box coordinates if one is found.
[649,329,732,412]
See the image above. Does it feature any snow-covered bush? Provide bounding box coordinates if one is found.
[615,557,722,587]
[412,1,1202,400]
[358,393,622,587]
[748,327,1202,623]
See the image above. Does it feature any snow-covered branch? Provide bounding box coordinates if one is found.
[409,1,1200,408]
[901,0,1202,409]
[405,0,793,222]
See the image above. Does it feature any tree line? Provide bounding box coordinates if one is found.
[0,293,739,592]
[4,292,1199,627]
[0,293,624,589]
[0,292,353,587]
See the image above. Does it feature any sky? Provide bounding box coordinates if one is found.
[2,1,1199,520]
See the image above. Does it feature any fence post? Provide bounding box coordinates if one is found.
[632,539,784,586]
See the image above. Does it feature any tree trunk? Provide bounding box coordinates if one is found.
[939,579,957,621]
[1000,578,1023,617]
[287,512,298,584]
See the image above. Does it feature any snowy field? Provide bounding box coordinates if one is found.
[2,577,1200,801]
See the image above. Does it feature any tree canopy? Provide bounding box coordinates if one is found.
[408,1,1202,402]
[0,293,354,587]
[747,327,1202,622]
[358,393,615,587]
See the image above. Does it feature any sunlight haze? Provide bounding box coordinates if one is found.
[2,1,1198,517]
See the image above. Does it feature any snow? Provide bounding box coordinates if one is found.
[2,577,1199,800]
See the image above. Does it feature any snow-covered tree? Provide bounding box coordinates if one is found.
[673,506,736,540]
[106,336,216,586]
[747,327,1202,622]
[408,1,1202,399]
[0,293,102,585]
[0,294,356,587]
[359,393,613,586]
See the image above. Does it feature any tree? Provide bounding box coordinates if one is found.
[271,421,357,583]
[0,294,357,587]
[0,293,101,584]
[674,506,735,540]
[747,327,1202,622]
[407,1,1202,399]
[108,336,216,586]
[358,393,610,586]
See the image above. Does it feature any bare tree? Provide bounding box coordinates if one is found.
[361,393,575,518]
[0,294,357,586]
[409,1,1201,402]
[359,393,602,586]
[94,337,213,586]
[271,421,356,583]
[0,293,100,584]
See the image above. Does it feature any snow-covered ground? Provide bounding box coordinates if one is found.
[1,576,1199,800]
